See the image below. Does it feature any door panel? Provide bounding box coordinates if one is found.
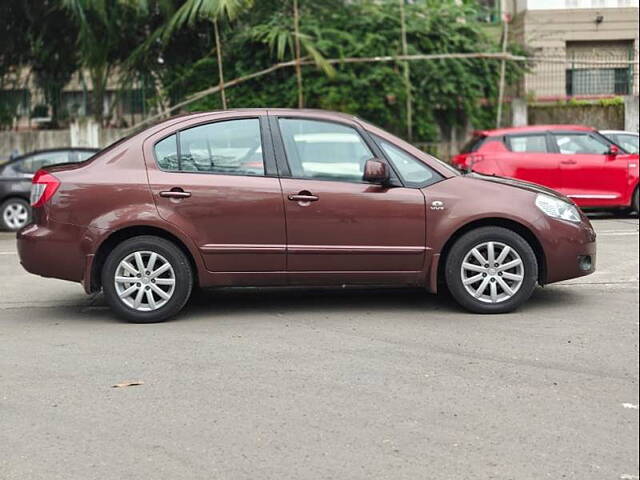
[557,154,626,204]
[149,173,286,271]
[496,152,562,188]
[273,116,427,282]
[496,134,562,189]
[145,116,286,272]
[551,132,627,206]
[280,178,426,273]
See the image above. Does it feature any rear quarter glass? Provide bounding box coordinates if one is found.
[461,135,487,153]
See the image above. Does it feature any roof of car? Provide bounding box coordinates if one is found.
[600,130,639,135]
[476,125,595,136]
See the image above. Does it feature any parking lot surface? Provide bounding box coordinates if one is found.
[1,216,638,480]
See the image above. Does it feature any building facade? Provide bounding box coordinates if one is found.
[508,0,639,100]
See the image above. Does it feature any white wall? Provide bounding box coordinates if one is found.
[0,121,128,162]
[520,0,638,11]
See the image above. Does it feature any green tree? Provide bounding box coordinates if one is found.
[29,1,79,127]
[163,0,254,108]
[62,0,151,125]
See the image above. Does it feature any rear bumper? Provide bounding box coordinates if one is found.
[17,221,87,285]
[537,216,597,284]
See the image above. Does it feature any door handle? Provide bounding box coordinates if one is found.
[560,159,577,165]
[288,191,319,203]
[160,189,191,199]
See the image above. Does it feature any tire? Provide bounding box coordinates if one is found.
[101,235,193,323]
[633,187,639,216]
[1,198,31,231]
[444,226,538,314]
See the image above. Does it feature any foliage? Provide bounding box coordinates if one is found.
[62,0,157,125]
[0,0,79,127]
[29,1,79,127]
[540,96,624,108]
[1,0,528,141]
[162,0,527,141]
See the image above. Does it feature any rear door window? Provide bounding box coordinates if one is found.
[506,134,548,153]
[154,118,265,176]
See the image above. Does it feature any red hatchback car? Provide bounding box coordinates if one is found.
[18,110,597,323]
[452,125,639,213]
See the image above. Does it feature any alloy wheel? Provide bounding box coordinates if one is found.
[460,241,525,304]
[114,251,176,312]
[3,202,29,230]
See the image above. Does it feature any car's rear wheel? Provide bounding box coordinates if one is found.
[445,226,538,314]
[102,236,193,323]
[1,198,31,231]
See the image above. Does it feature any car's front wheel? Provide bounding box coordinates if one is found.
[102,235,193,323]
[445,226,538,314]
[1,198,31,231]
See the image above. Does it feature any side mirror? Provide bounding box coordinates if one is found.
[363,158,390,184]
[608,144,621,156]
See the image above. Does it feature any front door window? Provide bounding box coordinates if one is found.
[278,118,373,182]
[552,133,609,155]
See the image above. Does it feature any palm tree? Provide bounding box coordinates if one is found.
[248,1,335,108]
[63,0,150,125]
[164,0,253,109]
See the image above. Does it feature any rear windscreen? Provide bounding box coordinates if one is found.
[461,135,486,153]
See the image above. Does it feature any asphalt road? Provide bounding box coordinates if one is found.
[1,216,638,480]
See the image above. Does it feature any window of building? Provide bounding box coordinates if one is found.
[566,68,631,95]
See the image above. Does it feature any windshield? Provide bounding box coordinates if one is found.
[358,119,459,177]
[601,132,639,154]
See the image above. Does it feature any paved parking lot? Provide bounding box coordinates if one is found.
[1,216,638,480]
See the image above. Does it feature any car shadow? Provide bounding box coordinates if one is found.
[185,286,452,319]
[52,283,588,325]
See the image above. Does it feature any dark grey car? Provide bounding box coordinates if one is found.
[0,148,98,231]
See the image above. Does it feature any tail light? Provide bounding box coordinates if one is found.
[31,170,60,207]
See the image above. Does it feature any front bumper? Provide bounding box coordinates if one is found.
[536,216,597,284]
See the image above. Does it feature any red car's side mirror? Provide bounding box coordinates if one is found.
[362,159,390,185]
[608,144,621,156]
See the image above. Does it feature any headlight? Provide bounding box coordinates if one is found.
[535,194,581,223]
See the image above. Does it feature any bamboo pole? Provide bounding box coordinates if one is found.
[213,19,228,109]
[293,0,303,108]
[399,0,412,141]
[495,3,509,128]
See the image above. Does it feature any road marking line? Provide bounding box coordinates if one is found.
[620,475,639,480]
[622,403,639,410]
[597,232,639,236]
[0,252,17,255]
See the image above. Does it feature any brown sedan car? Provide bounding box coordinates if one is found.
[17,109,596,322]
